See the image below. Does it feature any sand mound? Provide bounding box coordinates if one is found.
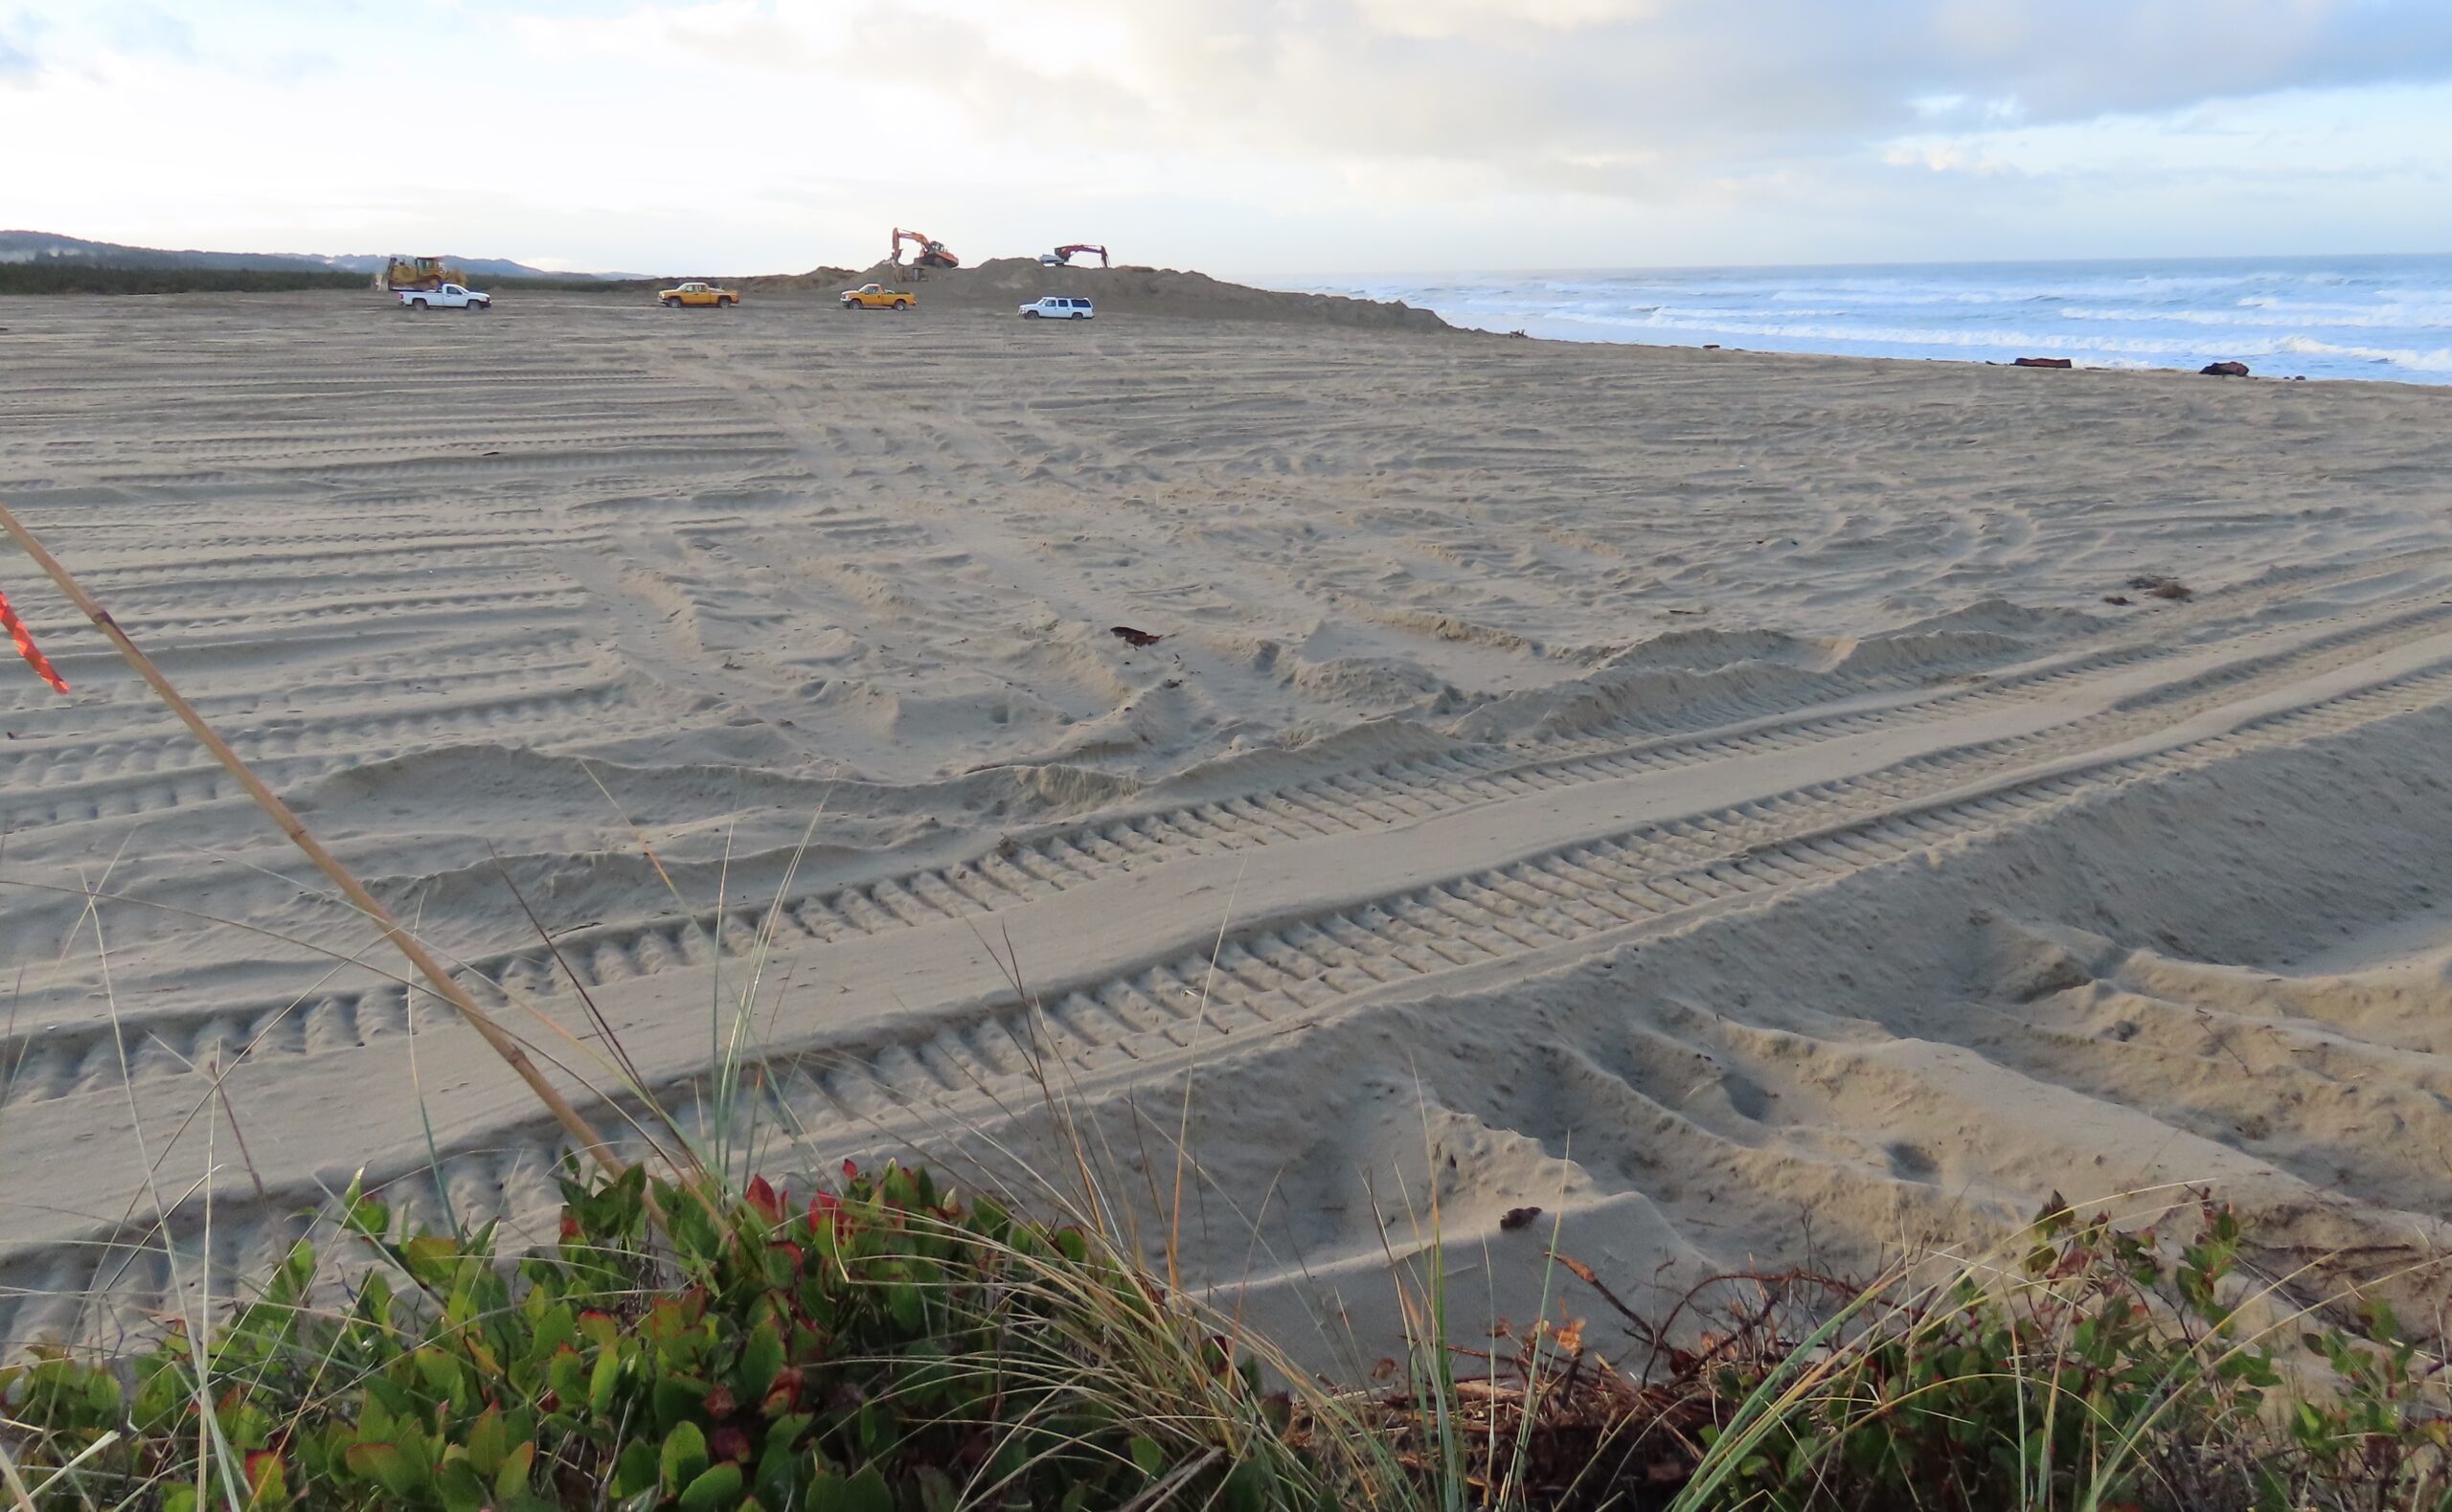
[750,256,1449,330]
[734,266,859,293]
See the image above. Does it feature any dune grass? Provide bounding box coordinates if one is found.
[3,812,2448,1512]
[6,1123,2449,1511]
[5,859,2447,1512]
[2,806,2447,1511]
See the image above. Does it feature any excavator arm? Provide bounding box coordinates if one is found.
[1049,244,1110,267]
[891,227,960,269]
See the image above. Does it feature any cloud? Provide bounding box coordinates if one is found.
[548,0,2452,202]
[1115,0,2452,168]
[1883,139,2015,175]
[5,0,2450,270]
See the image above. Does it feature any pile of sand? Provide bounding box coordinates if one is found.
[748,257,1448,330]
[733,266,860,294]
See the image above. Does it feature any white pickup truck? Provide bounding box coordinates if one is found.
[398,282,491,311]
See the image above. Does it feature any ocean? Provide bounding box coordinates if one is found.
[1314,254,2452,384]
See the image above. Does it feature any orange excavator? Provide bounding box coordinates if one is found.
[892,228,959,269]
[1041,243,1109,268]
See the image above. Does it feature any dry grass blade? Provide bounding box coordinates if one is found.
[0,497,628,1184]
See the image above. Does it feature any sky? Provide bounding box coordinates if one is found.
[3,0,2449,278]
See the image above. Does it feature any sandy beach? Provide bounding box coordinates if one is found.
[6,284,2452,1357]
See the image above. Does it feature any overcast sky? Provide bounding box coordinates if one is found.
[4,0,2449,278]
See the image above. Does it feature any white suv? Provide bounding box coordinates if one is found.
[1019,297,1095,320]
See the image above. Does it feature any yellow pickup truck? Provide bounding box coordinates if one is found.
[839,283,915,311]
[659,282,738,308]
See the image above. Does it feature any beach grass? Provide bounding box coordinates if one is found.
[5,863,2448,1512]
[8,1138,2450,1509]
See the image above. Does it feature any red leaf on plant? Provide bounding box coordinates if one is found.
[745,1176,781,1224]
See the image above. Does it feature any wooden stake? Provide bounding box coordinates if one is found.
[0,500,629,1182]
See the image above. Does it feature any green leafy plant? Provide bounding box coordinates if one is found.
[9,1168,2450,1510]
[2,1158,1334,1511]
[1669,1197,2452,1512]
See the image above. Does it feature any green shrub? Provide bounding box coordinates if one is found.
[10,1175,2449,1511]
[2,1160,1323,1511]
[1684,1198,2452,1512]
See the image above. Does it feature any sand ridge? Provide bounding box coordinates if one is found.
[740,257,1452,329]
[3,290,2451,1352]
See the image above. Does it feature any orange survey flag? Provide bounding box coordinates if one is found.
[0,585,69,693]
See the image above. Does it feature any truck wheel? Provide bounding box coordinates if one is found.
[663,297,679,307]
[1023,310,1039,319]
[895,300,911,310]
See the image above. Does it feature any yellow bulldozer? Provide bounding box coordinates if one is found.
[379,256,464,292]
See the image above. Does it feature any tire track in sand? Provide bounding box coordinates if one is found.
[5,585,2446,1113]
[10,617,2452,1350]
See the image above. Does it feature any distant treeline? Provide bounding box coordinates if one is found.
[0,264,666,297]
[0,264,372,295]
[489,276,660,293]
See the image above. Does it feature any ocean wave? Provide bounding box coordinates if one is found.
[1542,308,2221,355]
[2273,335,2452,372]
[2059,304,2452,330]
[1318,255,2452,383]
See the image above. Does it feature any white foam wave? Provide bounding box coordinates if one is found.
[2273,335,2452,372]
[2060,303,2452,330]
[1314,256,2452,384]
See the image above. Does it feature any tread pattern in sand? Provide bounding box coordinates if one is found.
[8,295,2452,1348]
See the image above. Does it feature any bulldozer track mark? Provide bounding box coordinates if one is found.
[11,645,2449,1350]
[753,656,2452,1140]
[0,680,645,834]
[7,596,2447,1113]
